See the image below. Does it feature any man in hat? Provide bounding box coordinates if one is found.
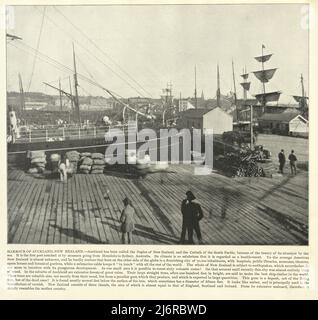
[288,150,298,175]
[278,149,286,174]
[180,191,204,244]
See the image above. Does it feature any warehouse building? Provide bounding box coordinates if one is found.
[177,107,233,134]
[258,112,308,137]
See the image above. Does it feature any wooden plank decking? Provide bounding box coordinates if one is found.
[7,165,308,245]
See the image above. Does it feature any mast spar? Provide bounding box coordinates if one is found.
[252,45,281,113]
[240,66,251,101]
[59,78,63,111]
[69,76,74,111]
[72,44,81,124]
[194,65,197,109]
[293,73,308,117]
[232,60,238,121]
[216,63,221,108]
[18,73,25,111]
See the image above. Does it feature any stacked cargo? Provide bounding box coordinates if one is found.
[65,151,80,173]
[27,150,46,174]
[50,153,61,174]
[215,152,265,177]
[91,153,106,174]
[79,152,93,174]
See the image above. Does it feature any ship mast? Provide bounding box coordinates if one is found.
[261,45,266,97]
[59,78,63,111]
[240,67,251,121]
[69,76,74,111]
[216,63,221,108]
[253,45,281,113]
[194,65,197,109]
[301,73,305,101]
[293,73,308,117]
[240,67,250,101]
[232,60,238,121]
[18,73,25,111]
[72,44,81,124]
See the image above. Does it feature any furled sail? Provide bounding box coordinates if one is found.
[253,68,277,83]
[240,82,251,91]
[254,91,281,104]
[254,54,273,63]
[240,73,249,80]
[293,95,308,103]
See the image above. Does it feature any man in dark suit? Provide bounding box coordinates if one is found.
[288,150,298,175]
[278,149,286,174]
[180,191,204,244]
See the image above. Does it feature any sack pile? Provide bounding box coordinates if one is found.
[27,150,46,174]
[79,152,93,174]
[50,153,61,173]
[65,151,80,173]
[91,153,106,174]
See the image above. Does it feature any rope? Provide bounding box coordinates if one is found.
[32,6,149,99]
[53,6,154,99]
[27,7,46,92]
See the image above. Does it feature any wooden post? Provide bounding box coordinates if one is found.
[62,127,65,140]
[29,129,32,142]
[45,129,48,141]
[78,127,81,139]
[135,113,138,131]
[250,105,253,149]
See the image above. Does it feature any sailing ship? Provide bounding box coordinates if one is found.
[7,34,158,164]
[252,44,281,112]
[293,73,309,118]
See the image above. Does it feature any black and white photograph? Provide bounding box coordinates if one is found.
[6,4,309,245]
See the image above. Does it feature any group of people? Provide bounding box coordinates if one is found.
[278,149,298,175]
[58,151,300,245]
[119,190,204,245]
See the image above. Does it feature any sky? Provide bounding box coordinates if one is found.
[6,4,309,103]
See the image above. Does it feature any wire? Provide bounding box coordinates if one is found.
[9,40,150,119]
[53,6,154,98]
[32,6,151,99]
[27,7,46,92]
[9,41,119,99]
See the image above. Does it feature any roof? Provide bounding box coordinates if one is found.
[179,106,231,119]
[258,112,305,122]
[179,108,212,118]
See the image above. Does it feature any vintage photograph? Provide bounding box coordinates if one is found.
[7,4,309,245]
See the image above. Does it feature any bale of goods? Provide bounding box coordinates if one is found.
[66,151,80,173]
[28,167,44,174]
[80,152,92,158]
[91,169,104,174]
[93,159,106,165]
[91,153,104,159]
[81,157,93,166]
[65,151,80,161]
[91,164,105,170]
[27,150,46,174]
[79,155,93,174]
[27,150,45,159]
[30,157,46,164]
[79,164,92,171]
[91,157,106,174]
[50,153,61,162]
[79,164,92,174]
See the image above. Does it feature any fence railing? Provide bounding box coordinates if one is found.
[15,125,129,143]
